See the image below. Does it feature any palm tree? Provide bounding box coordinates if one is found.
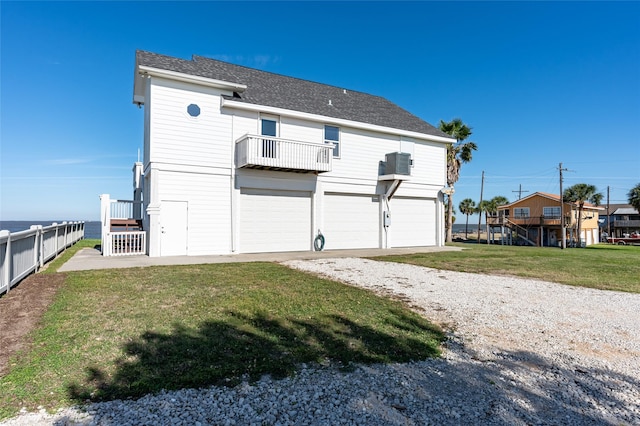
[563,183,603,246]
[628,183,640,213]
[458,198,476,239]
[439,118,477,243]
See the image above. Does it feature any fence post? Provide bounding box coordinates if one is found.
[53,223,59,255]
[62,221,69,248]
[31,225,44,269]
[100,194,111,256]
[1,230,11,293]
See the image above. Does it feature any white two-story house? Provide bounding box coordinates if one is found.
[101,50,455,256]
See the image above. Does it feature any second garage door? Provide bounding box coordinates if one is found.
[323,193,380,250]
[390,197,437,247]
[239,188,311,253]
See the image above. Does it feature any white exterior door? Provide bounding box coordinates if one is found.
[390,197,436,247]
[161,200,188,256]
[323,193,380,250]
[239,188,311,253]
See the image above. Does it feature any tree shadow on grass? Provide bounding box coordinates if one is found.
[67,308,443,403]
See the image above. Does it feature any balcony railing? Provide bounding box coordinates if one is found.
[100,195,146,256]
[488,216,571,226]
[105,231,146,256]
[612,219,640,228]
[235,134,333,173]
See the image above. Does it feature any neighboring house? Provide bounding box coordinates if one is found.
[100,51,455,256]
[600,204,640,237]
[489,192,603,247]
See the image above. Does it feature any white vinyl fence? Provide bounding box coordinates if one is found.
[0,222,85,294]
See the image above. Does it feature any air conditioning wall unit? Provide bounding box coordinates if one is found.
[384,152,411,175]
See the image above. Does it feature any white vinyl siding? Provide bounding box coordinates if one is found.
[390,197,437,247]
[239,188,311,253]
[149,78,232,169]
[327,128,397,180]
[408,141,446,184]
[323,193,380,249]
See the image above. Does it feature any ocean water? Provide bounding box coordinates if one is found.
[452,223,484,233]
[0,221,102,239]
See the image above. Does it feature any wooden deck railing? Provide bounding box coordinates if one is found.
[487,216,570,227]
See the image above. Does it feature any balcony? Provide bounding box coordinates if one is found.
[488,216,570,227]
[613,219,640,228]
[235,134,333,173]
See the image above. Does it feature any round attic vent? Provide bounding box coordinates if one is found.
[187,104,201,117]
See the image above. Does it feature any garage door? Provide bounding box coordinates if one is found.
[323,193,380,250]
[390,197,436,247]
[239,188,311,253]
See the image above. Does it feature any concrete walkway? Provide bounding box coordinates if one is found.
[58,245,461,272]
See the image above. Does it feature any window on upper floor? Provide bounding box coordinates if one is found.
[324,125,340,158]
[543,206,561,218]
[513,208,530,218]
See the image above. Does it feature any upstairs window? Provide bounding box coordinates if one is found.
[513,208,530,218]
[324,125,340,158]
[543,206,561,218]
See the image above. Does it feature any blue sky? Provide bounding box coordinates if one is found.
[1,1,639,222]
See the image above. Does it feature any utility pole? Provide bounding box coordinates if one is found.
[607,186,611,237]
[477,171,484,243]
[512,184,529,200]
[559,162,568,249]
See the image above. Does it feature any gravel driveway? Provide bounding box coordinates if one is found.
[3,258,639,425]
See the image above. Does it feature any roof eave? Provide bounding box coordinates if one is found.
[221,97,456,144]
[140,65,247,91]
[133,64,248,105]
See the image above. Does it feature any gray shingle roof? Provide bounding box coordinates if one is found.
[136,50,451,139]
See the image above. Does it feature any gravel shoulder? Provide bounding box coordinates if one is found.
[2,258,639,425]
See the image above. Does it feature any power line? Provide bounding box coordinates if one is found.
[512,184,529,200]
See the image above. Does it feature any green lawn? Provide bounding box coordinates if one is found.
[3,240,638,420]
[0,255,443,419]
[373,243,640,293]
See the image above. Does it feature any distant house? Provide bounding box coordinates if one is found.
[100,51,455,256]
[489,192,603,247]
[600,204,640,238]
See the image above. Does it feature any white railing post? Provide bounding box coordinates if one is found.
[31,226,39,271]
[62,221,68,248]
[1,230,10,294]
[100,194,111,256]
[52,223,59,255]
[31,225,44,269]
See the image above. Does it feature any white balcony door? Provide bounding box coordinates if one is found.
[261,115,279,159]
[161,200,188,256]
